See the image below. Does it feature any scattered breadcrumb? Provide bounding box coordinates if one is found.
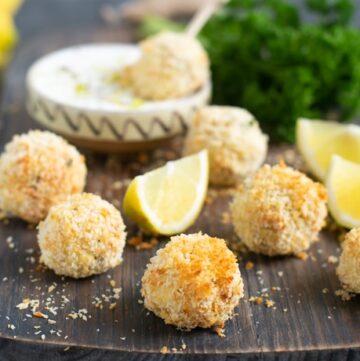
[112,181,123,190]
[205,195,214,205]
[328,255,338,264]
[109,303,117,310]
[249,296,263,305]
[33,311,48,319]
[214,325,225,337]
[92,285,122,309]
[67,309,89,321]
[67,312,78,320]
[245,261,254,270]
[265,299,275,308]
[221,211,231,225]
[16,298,40,312]
[335,289,355,301]
[128,236,142,247]
[16,299,31,310]
[48,284,56,293]
[6,236,15,249]
[128,235,159,250]
[160,346,169,354]
[296,252,309,261]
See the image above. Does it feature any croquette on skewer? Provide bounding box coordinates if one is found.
[121,31,209,100]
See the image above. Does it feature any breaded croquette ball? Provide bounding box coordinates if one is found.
[121,31,209,100]
[141,233,243,331]
[0,130,86,223]
[38,193,126,278]
[184,106,268,187]
[337,228,360,293]
[231,162,327,256]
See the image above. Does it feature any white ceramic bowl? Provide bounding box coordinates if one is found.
[26,44,211,152]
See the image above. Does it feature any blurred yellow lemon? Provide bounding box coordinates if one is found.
[0,0,22,14]
[297,118,360,181]
[0,0,22,66]
[123,150,209,235]
[326,155,360,228]
[0,13,17,51]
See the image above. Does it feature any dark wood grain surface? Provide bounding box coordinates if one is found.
[0,1,360,360]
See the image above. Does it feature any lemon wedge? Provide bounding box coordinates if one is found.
[0,13,17,51]
[296,118,360,181]
[0,0,23,14]
[123,150,209,235]
[326,155,360,228]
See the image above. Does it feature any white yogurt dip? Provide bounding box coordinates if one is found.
[27,44,147,111]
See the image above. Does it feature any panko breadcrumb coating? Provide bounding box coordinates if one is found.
[0,130,86,223]
[231,162,327,256]
[184,106,268,186]
[121,31,209,100]
[141,233,243,331]
[38,193,126,278]
[337,228,360,293]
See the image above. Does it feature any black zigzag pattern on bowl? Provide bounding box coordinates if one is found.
[29,96,190,140]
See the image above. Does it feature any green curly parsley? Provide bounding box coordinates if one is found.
[201,0,360,142]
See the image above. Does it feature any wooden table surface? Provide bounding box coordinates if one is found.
[0,1,360,360]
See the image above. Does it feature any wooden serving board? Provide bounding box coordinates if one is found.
[0,20,359,361]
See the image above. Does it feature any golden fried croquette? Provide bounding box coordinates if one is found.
[231,162,327,256]
[337,228,360,293]
[184,106,268,186]
[141,233,243,331]
[121,31,209,100]
[38,193,126,278]
[0,130,86,223]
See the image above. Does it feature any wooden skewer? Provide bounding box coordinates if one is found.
[186,0,225,37]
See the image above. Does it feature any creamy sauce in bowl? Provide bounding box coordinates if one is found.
[27,44,211,114]
[28,44,146,111]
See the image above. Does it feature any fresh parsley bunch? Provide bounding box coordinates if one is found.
[201,0,360,142]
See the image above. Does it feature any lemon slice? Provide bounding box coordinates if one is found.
[326,155,360,228]
[123,150,209,235]
[296,118,360,181]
